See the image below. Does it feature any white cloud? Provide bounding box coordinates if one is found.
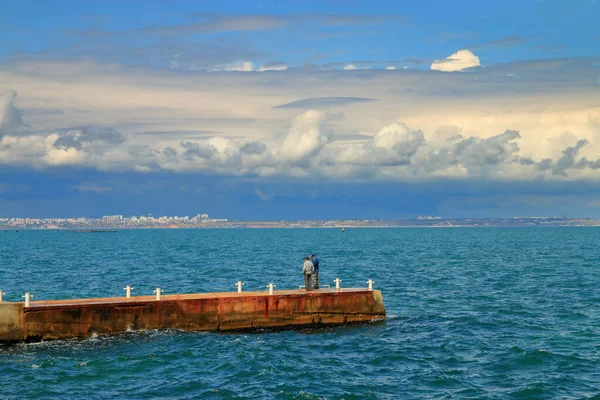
[430,49,481,72]
[1,112,599,181]
[172,60,256,72]
[134,165,154,173]
[385,66,397,70]
[44,133,93,166]
[2,58,600,182]
[277,110,334,167]
[172,60,287,72]
[0,90,23,133]
[215,61,255,72]
[372,122,425,165]
[257,62,288,71]
[342,64,373,71]
[0,134,46,167]
[206,136,239,160]
[333,122,425,167]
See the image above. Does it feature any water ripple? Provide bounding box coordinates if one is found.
[2,228,600,398]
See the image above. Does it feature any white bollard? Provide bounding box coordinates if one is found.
[0,290,4,302]
[267,282,276,295]
[367,279,374,291]
[236,281,244,293]
[153,288,164,301]
[22,292,32,307]
[124,285,134,298]
[334,278,342,290]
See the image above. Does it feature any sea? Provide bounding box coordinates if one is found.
[1,227,599,399]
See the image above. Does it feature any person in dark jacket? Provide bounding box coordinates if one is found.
[311,254,320,289]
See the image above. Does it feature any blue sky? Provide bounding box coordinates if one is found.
[1,0,600,219]
[3,0,598,66]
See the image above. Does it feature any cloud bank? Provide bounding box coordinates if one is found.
[1,90,599,182]
[1,57,599,184]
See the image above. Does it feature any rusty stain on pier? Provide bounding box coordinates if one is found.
[0,288,386,343]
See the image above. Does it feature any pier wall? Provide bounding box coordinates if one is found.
[0,303,24,343]
[1,289,385,343]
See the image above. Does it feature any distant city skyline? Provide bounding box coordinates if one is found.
[2,214,599,230]
[0,213,577,220]
[0,213,229,229]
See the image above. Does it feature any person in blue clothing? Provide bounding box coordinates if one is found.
[311,254,320,289]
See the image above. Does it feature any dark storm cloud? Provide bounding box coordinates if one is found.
[453,130,521,165]
[537,139,600,176]
[240,141,267,155]
[518,157,536,166]
[141,15,292,35]
[180,141,216,160]
[375,135,425,166]
[53,126,126,152]
[162,147,178,158]
[446,135,464,142]
[551,139,589,176]
[422,130,523,172]
[273,97,376,109]
[0,90,23,135]
[577,158,600,170]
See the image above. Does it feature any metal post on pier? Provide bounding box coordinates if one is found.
[236,281,244,293]
[124,285,134,298]
[367,279,374,291]
[267,282,275,295]
[153,288,164,301]
[22,292,32,307]
[334,278,342,291]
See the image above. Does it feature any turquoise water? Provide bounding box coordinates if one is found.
[1,228,600,399]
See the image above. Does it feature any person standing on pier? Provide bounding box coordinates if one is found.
[302,256,314,291]
[311,254,320,289]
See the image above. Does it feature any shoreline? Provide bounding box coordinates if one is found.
[2,224,600,231]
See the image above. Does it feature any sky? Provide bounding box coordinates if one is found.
[1,0,600,219]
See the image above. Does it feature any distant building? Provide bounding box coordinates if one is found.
[102,215,123,224]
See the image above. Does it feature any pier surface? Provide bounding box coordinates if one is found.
[0,288,386,343]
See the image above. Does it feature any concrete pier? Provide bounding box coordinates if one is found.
[0,288,386,343]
